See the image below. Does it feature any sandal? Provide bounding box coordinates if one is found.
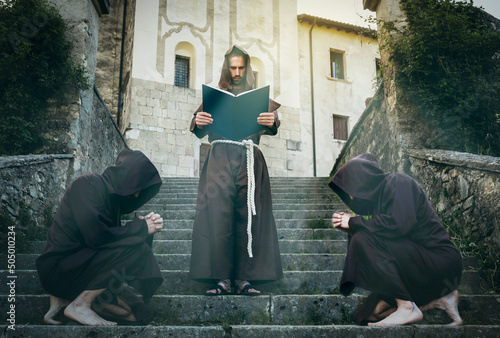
[237,282,260,296]
[205,282,231,296]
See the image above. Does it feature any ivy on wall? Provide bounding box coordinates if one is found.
[379,0,500,156]
[0,0,89,156]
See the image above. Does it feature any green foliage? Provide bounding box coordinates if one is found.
[379,0,500,156]
[0,0,89,155]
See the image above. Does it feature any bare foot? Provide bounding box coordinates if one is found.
[366,300,395,322]
[64,302,117,326]
[420,290,463,326]
[44,295,71,325]
[368,300,423,327]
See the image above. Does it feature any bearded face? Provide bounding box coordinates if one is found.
[228,55,247,87]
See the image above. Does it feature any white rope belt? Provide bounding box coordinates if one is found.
[211,139,257,258]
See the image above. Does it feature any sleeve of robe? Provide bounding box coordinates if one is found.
[347,175,419,239]
[190,98,281,138]
[69,176,149,249]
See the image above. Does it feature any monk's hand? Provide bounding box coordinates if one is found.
[332,212,352,233]
[257,112,275,127]
[140,212,163,234]
[195,112,213,128]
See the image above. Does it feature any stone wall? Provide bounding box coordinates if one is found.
[0,155,72,227]
[0,89,127,226]
[95,0,136,131]
[37,0,127,177]
[95,0,125,117]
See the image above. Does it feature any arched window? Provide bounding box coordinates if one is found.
[174,42,196,89]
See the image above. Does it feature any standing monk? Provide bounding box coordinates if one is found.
[189,45,283,295]
[36,149,164,326]
[330,153,463,327]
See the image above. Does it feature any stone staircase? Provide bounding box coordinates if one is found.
[1,177,499,337]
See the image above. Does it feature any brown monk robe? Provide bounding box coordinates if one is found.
[330,153,463,327]
[36,149,164,326]
[188,45,283,295]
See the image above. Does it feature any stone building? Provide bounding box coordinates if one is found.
[96,0,379,177]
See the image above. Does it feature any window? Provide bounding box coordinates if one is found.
[174,55,190,88]
[330,50,345,80]
[333,115,348,140]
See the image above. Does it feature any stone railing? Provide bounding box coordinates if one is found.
[0,155,73,227]
[407,149,500,286]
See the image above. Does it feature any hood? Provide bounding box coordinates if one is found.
[218,45,255,92]
[102,149,162,213]
[329,153,389,215]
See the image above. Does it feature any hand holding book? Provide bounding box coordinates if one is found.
[196,111,274,128]
[257,112,275,127]
[194,112,213,128]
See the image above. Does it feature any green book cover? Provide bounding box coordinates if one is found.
[202,84,270,141]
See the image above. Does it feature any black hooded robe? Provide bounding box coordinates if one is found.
[36,149,163,319]
[188,45,283,283]
[329,154,462,325]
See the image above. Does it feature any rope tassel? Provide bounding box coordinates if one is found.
[212,139,257,258]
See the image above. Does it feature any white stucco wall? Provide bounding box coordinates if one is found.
[298,21,379,176]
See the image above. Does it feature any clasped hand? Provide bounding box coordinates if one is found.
[332,212,354,233]
[139,211,163,234]
[195,112,275,128]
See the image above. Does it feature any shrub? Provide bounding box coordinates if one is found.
[0,0,88,155]
[380,0,500,156]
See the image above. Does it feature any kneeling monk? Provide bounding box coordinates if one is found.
[330,153,463,327]
[36,149,164,326]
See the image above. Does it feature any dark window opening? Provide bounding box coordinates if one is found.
[333,115,348,140]
[175,55,190,88]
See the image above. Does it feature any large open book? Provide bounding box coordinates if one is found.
[202,84,270,141]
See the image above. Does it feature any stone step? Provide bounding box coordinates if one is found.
[156,183,331,191]
[107,218,335,230]
[108,228,346,241]
[0,270,342,295]
[136,209,334,220]
[2,294,499,327]
[142,201,340,211]
[144,197,339,205]
[0,269,484,296]
[16,252,480,274]
[4,325,500,338]
[153,228,346,241]
[16,253,347,271]
[26,239,348,255]
[154,192,337,200]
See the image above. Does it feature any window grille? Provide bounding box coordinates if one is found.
[175,55,190,88]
